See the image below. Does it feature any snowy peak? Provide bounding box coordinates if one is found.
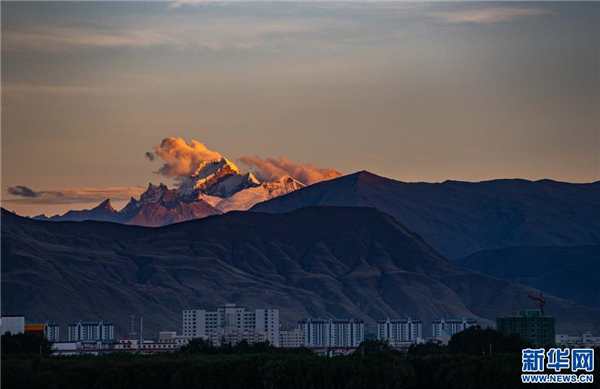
[261,175,305,198]
[191,157,241,179]
[178,157,260,198]
[213,175,306,213]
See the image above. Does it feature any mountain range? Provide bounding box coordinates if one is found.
[3,207,600,337]
[251,171,600,259]
[455,245,600,308]
[34,158,304,227]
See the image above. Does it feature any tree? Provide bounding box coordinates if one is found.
[354,339,399,356]
[406,342,449,357]
[179,337,216,354]
[448,326,532,355]
[1,332,54,355]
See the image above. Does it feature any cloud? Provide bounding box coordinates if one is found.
[2,17,319,53]
[2,84,100,95]
[145,152,155,161]
[429,7,552,24]
[237,156,341,185]
[148,137,222,179]
[2,27,179,53]
[7,186,41,198]
[3,186,145,205]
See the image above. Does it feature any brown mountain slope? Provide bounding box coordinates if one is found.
[2,207,598,337]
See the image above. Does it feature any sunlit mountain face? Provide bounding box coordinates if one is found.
[34,156,310,227]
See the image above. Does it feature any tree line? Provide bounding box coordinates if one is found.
[2,327,597,389]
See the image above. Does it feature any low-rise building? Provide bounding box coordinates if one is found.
[158,331,191,348]
[279,328,306,348]
[556,332,600,348]
[1,315,25,335]
[26,321,60,341]
[114,338,180,353]
[496,309,555,348]
[209,329,267,346]
[25,324,46,338]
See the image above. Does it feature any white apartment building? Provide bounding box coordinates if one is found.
[432,318,477,337]
[68,320,114,341]
[299,318,364,348]
[377,318,422,342]
[1,315,25,335]
[556,332,600,348]
[45,322,61,341]
[183,304,280,346]
[280,328,306,348]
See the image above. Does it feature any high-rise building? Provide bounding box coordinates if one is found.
[497,309,555,348]
[182,304,280,346]
[377,318,422,342]
[432,318,477,337]
[299,318,364,348]
[68,320,114,341]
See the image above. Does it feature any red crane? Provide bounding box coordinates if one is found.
[528,290,546,315]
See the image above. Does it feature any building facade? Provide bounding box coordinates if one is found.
[158,331,191,348]
[1,315,25,335]
[299,318,364,348]
[68,320,114,341]
[279,328,306,348]
[432,318,477,337]
[26,321,60,341]
[377,318,422,342]
[556,332,600,348]
[496,309,555,348]
[183,304,280,346]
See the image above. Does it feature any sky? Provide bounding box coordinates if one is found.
[1,1,599,216]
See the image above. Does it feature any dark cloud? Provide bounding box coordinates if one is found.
[145,152,155,161]
[3,186,144,205]
[7,185,39,198]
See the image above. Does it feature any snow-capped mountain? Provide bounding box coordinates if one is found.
[215,175,305,212]
[178,158,260,198]
[32,158,307,226]
[121,183,220,227]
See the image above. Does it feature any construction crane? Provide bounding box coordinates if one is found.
[527,290,546,315]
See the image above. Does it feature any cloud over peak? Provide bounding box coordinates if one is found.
[148,137,222,179]
[147,137,341,185]
[238,155,341,185]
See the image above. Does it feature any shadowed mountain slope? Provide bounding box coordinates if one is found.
[251,172,600,259]
[2,207,598,336]
[455,246,600,308]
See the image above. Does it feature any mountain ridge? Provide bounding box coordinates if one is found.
[3,206,599,336]
[32,158,305,226]
[455,245,600,308]
[251,171,600,259]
